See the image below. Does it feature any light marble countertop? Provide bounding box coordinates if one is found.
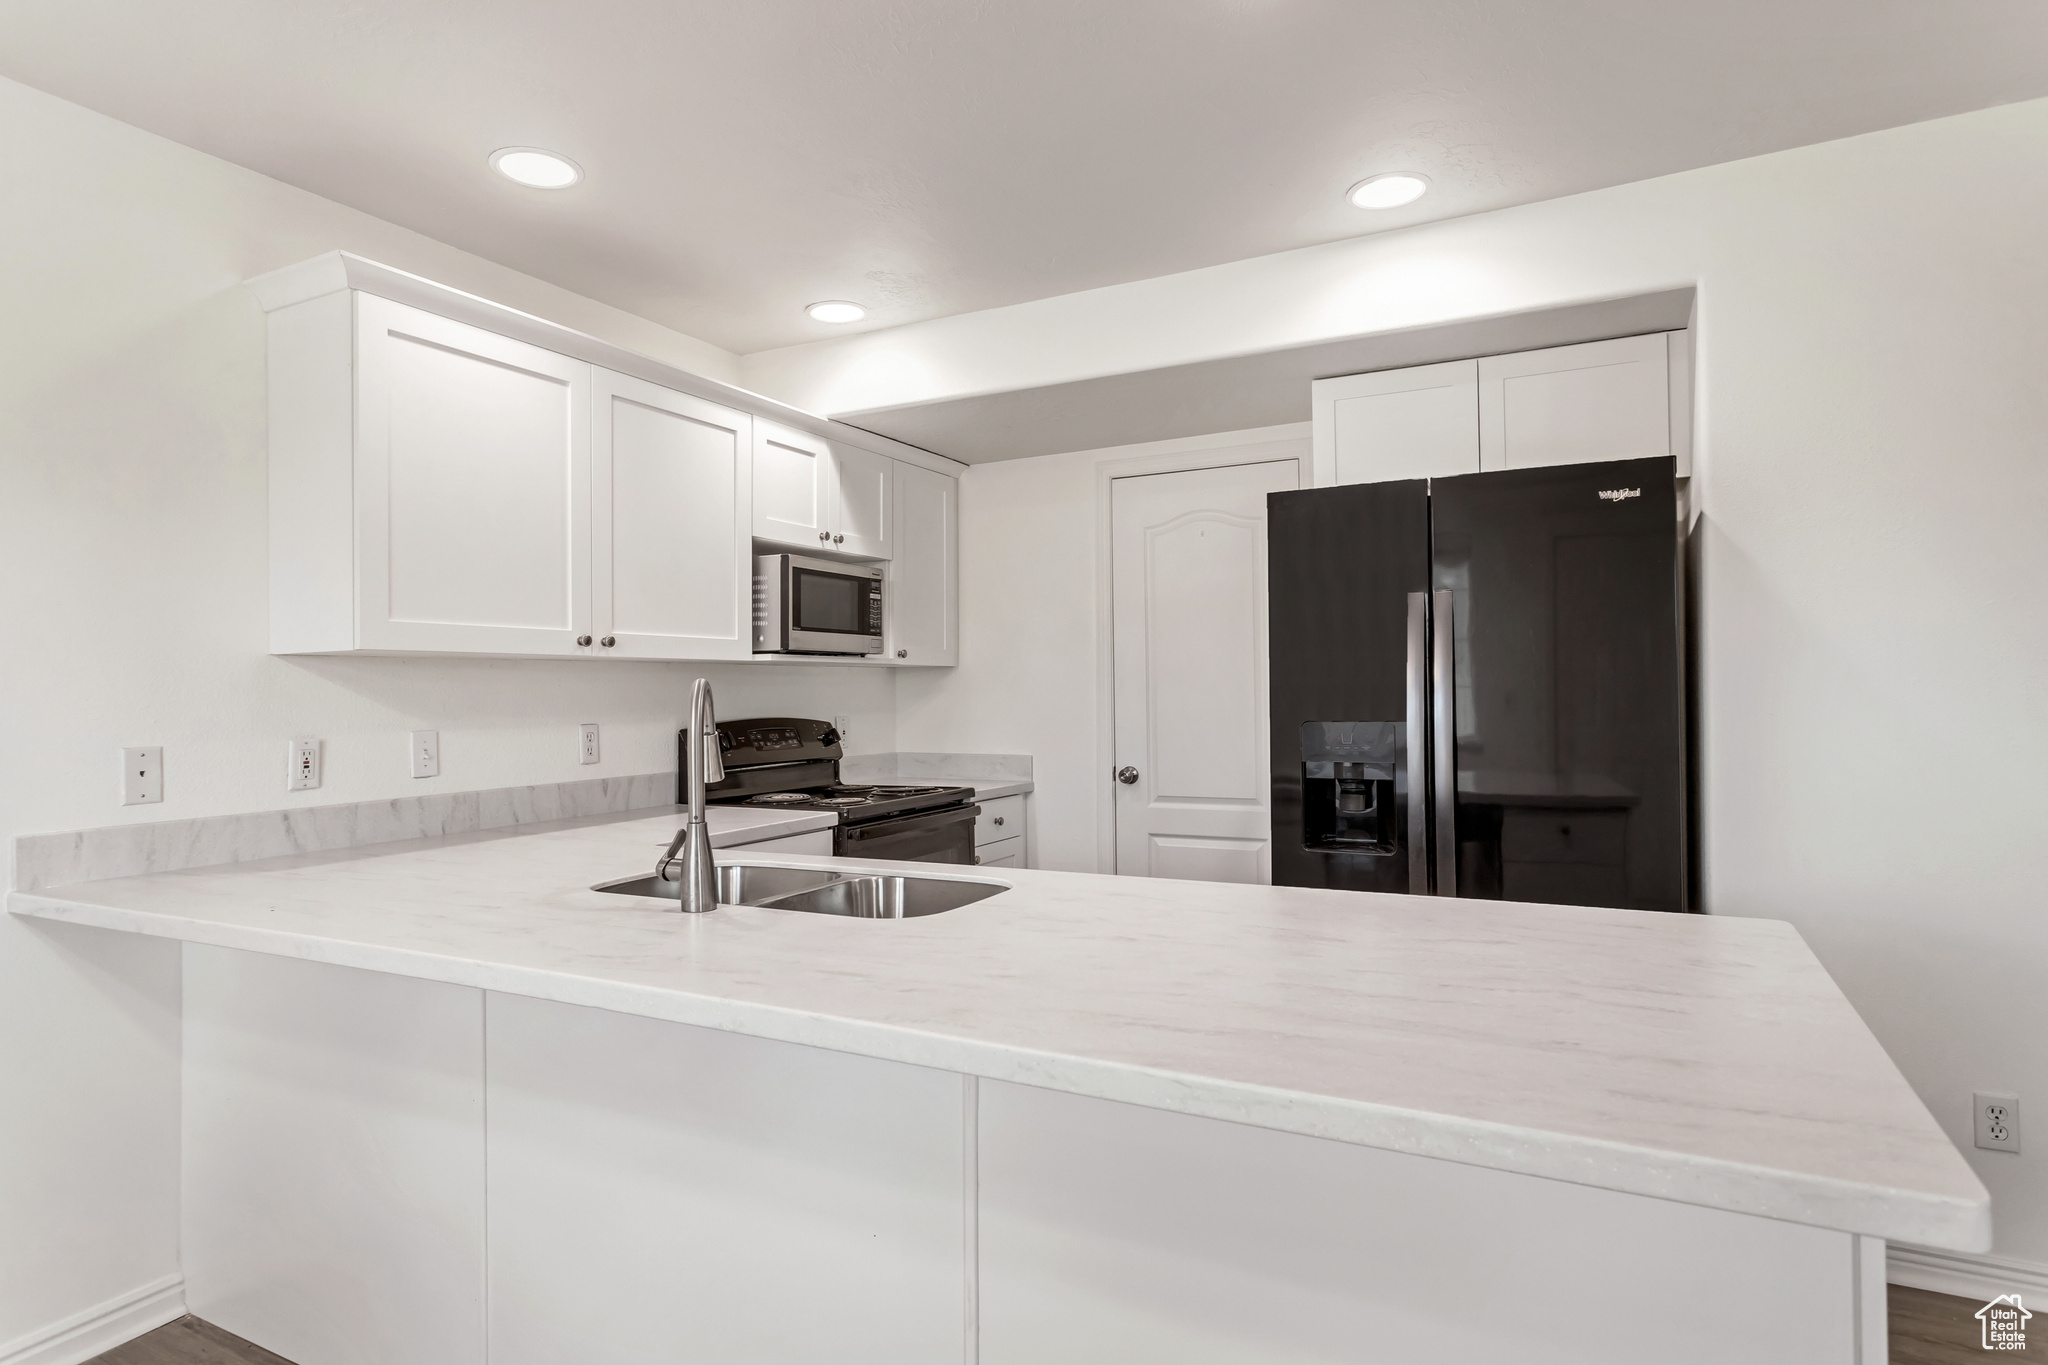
[9,808,1985,1251]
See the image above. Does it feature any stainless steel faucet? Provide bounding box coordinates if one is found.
[657,678,723,912]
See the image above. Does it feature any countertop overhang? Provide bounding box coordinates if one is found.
[9,807,1988,1251]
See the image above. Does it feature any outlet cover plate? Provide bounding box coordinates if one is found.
[1977,1093,2022,1153]
[121,746,163,805]
[579,723,600,765]
[290,737,322,791]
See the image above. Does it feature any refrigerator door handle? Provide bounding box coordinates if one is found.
[1431,588,1458,896]
[1405,592,1430,895]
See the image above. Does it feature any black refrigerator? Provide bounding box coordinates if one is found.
[1267,456,1688,912]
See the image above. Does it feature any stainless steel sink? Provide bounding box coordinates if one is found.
[592,864,844,905]
[760,874,1006,919]
[591,863,1003,917]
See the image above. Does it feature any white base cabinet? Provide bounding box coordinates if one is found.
[183,947,1878,1365]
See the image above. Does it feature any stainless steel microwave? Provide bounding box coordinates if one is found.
[753,554,885,655]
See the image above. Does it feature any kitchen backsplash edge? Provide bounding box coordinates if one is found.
[11,771,676,893]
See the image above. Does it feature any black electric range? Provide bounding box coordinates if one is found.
[678,717,980,864]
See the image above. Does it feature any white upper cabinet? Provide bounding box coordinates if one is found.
[887,462,959,666]
[1312,359,1479,487]
[256,255,952,661]
[1312,332,1691,488]
[751,421,832,548]
[591,370,753,661]
[831,443,894,559]
[1478,333,1684,472]
[348,295,591,655]
[752,420,894,559]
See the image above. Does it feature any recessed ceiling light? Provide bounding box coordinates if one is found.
[489,147,583,189]
[806,301,867,324]
[1347,173,1429,210]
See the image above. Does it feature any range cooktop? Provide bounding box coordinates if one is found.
[729,783,974,823]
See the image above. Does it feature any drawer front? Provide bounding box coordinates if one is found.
[976,795,1024,846]
[1498,810,1627,866]
[975,836,1023,868]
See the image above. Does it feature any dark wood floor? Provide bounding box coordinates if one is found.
[85,1317,293,1365]
[90,1287,2000,1363]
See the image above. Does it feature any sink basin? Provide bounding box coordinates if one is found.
[592,864,843,904]
[591,863,1004,917]
[757,874,1005,919]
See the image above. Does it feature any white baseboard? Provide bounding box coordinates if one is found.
[1890,1244,2048,1303]
[0,1275,184,1365]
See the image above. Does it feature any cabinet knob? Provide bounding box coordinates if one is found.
[819,531,830,542]
[833,533,844,544]
[1117,766,1140,785]
[600,636,616,648]
[896,649,908,658]
[576,635,593,647]
[993,816,1004,827]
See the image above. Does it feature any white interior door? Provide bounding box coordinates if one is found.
[1112,460,1299,882]
[590,371,752,660]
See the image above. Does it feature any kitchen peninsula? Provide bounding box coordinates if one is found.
[11,809,1984,1365]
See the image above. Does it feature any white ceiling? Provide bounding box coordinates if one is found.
[4,1,2045,354]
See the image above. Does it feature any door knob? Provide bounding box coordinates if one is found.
[1117,766,1140,785]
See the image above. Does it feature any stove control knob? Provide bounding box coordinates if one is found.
[820,727,840,747]
[1117,766,1140,785]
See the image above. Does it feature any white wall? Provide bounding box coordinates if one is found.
[0,75,896,1348]
[766,101,2048,1267]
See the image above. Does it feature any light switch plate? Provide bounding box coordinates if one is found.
[579,723,600,765]
[121,746,163,805]
[290,737,322,791]
[410,730,440,779]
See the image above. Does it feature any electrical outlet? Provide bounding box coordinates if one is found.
[579,723,600,765]
[1976,1093,2022,1153]
[289,737,322,791]
[410,730,440,779]
[833,714,851,744]
[121,746,163,805]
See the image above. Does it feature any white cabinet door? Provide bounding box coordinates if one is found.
[355,295,590,654]
[752,419,834,550]
[833,443,895,559]
[975,837,1023,868]
[1478,333,1674,472]
[486,994,966,1365]
[591,371,752,660]
[1311,359,1479,487]
[887,461,957,665]
[184,947,486,1365]
[1112,459,1299,883]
